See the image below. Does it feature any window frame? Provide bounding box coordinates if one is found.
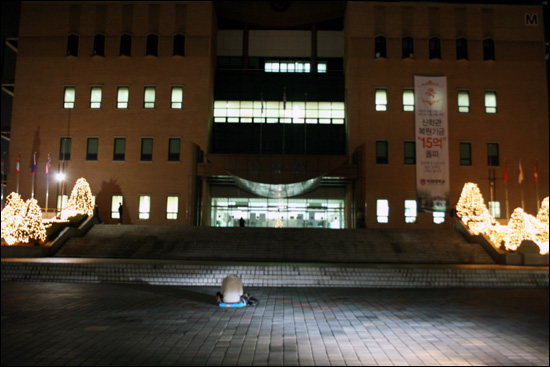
[376,199,390,224]
[402,36,414,59]
[59,137,72,161]
[66,33,79,56]
[138,195,151,220]
[485,91,497,114]
[93,34,105,56]
[171,86,183,109]
[168,138,181,161]
[166,195,179,220]
[374,35,386,58]
[113,138,126,161]
[111,195,123,219]
[146,33,159,56]
[456,37,468,60]
[143,86,156,109]
[376,140,388,165]
[173,34,185,56]
[117,86,129,109]
[403,89,414,111]
[86,137,99,161]
[404,141,415,165]
[90,86,102,109]
[483,38,495,61]
[457,90,470,113]
[404,199,417,224]
[141,138,153,161]
[375,89,387,111]
[459,142,472,166]
[429,37,441,59]
[487,142,499,167]
[119,34,132,56]
[63,86,76,109]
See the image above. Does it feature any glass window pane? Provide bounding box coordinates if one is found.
[489,201,501,218]
[166,196,179,220]
[485,91,497,113]
[117,87,129,108]
[317,63,327,73]
[376,89,387,111]
[114,138,125,161]
[168,138,180,161]
[403,90,414,111]
[433,212,445,224]
[458,91,469,113]
[405,200,417,223]
[111,195,123,219]
[139,196,151,220]
[90,87,102,108]
[86,138,98,160]
[171,87,183,109]
[64,87,75,108]
[144,87,156,108]
[377,199,389,223]
[141,138,153,161]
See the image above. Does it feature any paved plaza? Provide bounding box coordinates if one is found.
[1,281,548,366]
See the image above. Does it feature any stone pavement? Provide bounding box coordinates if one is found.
[1,281,548,366]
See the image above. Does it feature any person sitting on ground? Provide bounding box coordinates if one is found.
[216,274,258,306]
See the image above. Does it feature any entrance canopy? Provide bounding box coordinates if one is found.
[231,175,322,198]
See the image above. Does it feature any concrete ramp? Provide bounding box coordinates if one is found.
[54,225,495,264]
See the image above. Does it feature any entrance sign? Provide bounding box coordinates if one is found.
[414,75,450,212]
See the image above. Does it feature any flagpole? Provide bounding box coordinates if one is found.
[519,159,524,208]
[304,92,307,155]
[503,162,509,219]
[16,152,20,194]
[534,160,540,210]
[31,152,36,198]
[45,153,51,216]
[260,92,264,154]
[282,86,286,155]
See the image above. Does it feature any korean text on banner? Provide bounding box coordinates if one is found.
[414,76,450,213]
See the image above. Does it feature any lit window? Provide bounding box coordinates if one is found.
[456,37,468,60]
[144,87,156,109]
[483,38,495,61]
[113,138,126,161]
[404,200,417,223]
[64,87,76,109]
[93,34,105,56]
[317,62,327,73]
[117,87,129,109]
[86,138,98,161]
[375,36,386,58]
[139,195,151,220]
[488,201,501,218]
[377,199,389,223]
[376,141,388,164]
[90,87,102,109]
[460,142,472,166]
[404,141,415,165]
[59,137,71,161]
[111,195,123,219]
[141,138,153,161]
[403,89,414,111]
[146,34,158,56]
[375,89,387,111]
[485,91,497,113]
[166,196,179,220]
[429,37,441,59]
[458,91,470,113]
[171,87,183,109]
[487,143,499,167]
[120,34,132,56]
[433,212,445,224]
[173,34,185,56]
[168,138,180,161]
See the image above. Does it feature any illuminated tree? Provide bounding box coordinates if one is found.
[61,177,94,219]
[1,192,26,245]
[21,198,47,244]
[1,193,46,245]
[456,183,495,235]
[537,197,549,225]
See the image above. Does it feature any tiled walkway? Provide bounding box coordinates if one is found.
[2,281,548,366]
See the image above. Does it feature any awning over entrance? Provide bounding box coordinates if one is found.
[231,175,322,198]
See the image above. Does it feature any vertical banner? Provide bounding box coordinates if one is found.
[414,76,449,212]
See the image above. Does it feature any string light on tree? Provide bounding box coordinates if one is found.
[1,192,46,245]
[60,177,94,220]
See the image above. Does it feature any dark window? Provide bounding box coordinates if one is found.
[168,138,180,161]
[93,34,105,56]
[375,36,386,58]
[59,137,72,160]
[120,34,132,56]
[402,37,414,59]
[86,138,98,161]
[404,142,415,165]
[460,142,472,166]
[429,37,441,59]
[483,38,495,61]
[173,34,185,56]
[146,34,158,56]
[376,141,388,164]
[67,34,79,56]
[141,138,153,161]
[487,143,499,166]
[113,138,126,161]
[456,37,468,60]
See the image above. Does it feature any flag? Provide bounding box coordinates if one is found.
[518,160,524,184]
[16,153,20,175]
[503,163,508,185]
[46,153,51,174]
[31,153,36,176]
[534,161,538,184]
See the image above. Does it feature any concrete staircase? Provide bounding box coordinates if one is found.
[54,225,495,264]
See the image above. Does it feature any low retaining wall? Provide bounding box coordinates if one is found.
[2,259,548,288]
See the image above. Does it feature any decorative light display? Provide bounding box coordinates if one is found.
[60,177,94,220]
[456,182,549,255]
[1,192,46,245]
